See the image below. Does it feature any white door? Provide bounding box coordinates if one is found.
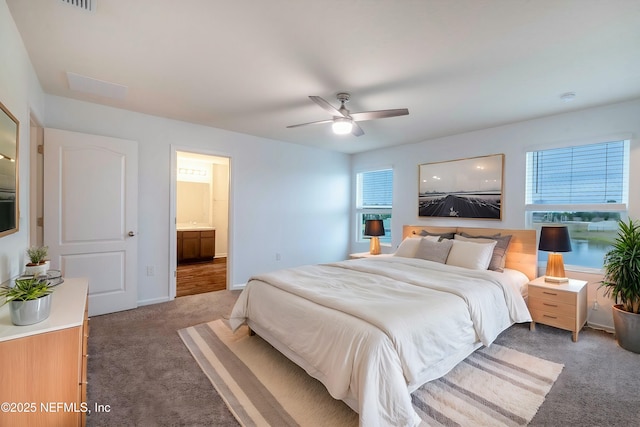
[44,128,138,316]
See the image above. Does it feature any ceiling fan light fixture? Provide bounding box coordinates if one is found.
[332,118,353,135]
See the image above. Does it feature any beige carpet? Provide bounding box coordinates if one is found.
[179,320,563,426]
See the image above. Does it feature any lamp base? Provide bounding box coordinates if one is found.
[544,253,568,283]
[544,276,569,283]
[369,236,381,255]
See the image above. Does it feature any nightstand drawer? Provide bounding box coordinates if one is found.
[528,298,576,317]
[528,285,577,306]
[530,308,576,331]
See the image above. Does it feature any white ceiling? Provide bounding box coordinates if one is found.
[7,0,640,154]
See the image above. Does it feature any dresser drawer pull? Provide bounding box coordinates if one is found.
[543,303,558,308]
[542,291,558,296]
[543,314,558,319]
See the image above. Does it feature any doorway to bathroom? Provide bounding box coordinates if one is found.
[173,150,230,297]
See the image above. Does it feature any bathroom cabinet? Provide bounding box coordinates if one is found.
[177,229,215,263]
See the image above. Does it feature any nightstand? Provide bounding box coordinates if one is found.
[349,252,393,259]
[527,277,588,342]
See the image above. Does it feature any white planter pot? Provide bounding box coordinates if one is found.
[24,261,50,277]
[9,294,52,326]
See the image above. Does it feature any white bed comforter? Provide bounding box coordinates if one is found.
[229,257,531,427]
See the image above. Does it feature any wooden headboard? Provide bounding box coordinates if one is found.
[402,225,538,280]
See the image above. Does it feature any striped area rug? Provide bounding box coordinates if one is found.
[179,320,563,426]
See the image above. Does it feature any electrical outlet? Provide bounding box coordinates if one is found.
[146,266,155,276]
[275,253,281,261]
[592,301,599,311]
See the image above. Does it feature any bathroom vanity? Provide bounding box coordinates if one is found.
[177,227,215,263]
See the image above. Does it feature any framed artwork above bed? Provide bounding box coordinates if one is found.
[419,153,504,219]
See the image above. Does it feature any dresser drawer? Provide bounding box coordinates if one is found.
[528,297,576,317]
[528,285,577,306]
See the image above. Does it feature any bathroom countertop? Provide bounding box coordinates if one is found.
[177,226,216,231]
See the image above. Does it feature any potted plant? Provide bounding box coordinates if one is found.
[600,218,640,353]
[0,276,53,326]
[24,245,49,276]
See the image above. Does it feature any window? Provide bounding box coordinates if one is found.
[525,139,629,269]
[356,169,393,244]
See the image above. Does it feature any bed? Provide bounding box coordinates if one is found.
[229,226,537,427]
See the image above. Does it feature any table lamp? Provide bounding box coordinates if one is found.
[538,226,572,283]
[364,219,385,255]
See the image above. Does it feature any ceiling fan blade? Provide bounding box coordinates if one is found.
[350,108,409,122]
[286,119,334,128]
[309,96,347,118]
[351,122,364,137]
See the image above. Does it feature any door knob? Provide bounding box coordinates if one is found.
[128,231,136,237]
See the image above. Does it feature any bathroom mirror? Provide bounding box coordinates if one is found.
[0,101,19,237]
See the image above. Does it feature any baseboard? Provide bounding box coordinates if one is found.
[230,283,246,291]
[586,321,615,334]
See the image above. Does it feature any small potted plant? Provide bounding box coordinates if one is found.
[24,245,49,276]
[0,276,53,325]
[600,218,640,353]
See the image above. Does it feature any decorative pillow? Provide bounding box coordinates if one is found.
[456,232,512,272]
[394,237,422,258]
[446,239,497,270]
[414,238,453,264]
[418,230,455,241]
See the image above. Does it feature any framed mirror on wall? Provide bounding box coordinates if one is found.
[0,101,19,237]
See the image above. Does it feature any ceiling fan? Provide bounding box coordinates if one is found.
[287,93,409,137]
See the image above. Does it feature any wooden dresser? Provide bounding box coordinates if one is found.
[0,278,89,426]
[528,276,587,342]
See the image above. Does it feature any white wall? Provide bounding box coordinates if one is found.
[351,98,640,330]
[0,1,45,283]
[43,95,351,305]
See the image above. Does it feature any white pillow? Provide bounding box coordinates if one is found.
[445,239,497,270]
[394,237,422,258]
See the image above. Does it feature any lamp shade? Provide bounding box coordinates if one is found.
[364,219,385,237]
[538,226,572,252]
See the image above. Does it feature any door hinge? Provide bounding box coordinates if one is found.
[37,217,44,227]
[37,144,44,154]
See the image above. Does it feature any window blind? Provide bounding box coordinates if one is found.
[526,140,627,205]
[361,169,393,208]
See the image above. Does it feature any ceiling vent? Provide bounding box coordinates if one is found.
[60,0,96,12]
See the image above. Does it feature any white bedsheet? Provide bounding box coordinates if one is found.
[229,257,531,427]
